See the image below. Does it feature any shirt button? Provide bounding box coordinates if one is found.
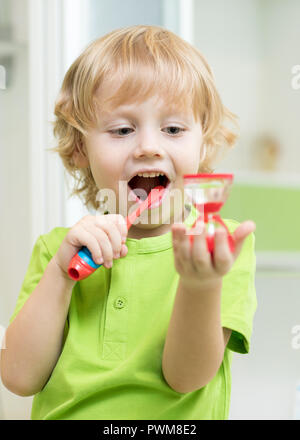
[114,297,127,309]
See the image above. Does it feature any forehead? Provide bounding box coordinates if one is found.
[101,96,193,122]
[95,77,195,121]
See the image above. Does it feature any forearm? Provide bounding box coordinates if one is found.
[0,258,75,396]
[162,278,224,394]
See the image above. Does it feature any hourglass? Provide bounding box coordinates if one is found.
[184,173,235,254]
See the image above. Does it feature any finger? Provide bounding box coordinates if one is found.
[120,244,128,258]
[213,228,232,275]
[106,214,128,243]
[172,224,190,263]
[190,222,210,268]
[232,220,256,260]
[171,225,187,275]
[179,225,191,264]
[76,226,105,265]
[81,223,113,268]
[94,216,123,258]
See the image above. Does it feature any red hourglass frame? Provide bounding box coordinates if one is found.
[183,173,235,254]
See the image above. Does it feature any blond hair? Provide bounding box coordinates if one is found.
[50,25,238,211]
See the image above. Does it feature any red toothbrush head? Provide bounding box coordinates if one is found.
[126,186,165,229]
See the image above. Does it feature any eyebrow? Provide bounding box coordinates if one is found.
[100,109,194,124]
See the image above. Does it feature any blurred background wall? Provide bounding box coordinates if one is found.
[0,0,299,420]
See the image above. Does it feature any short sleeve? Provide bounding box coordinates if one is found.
[9,235,53,324]
[221,220,257,354]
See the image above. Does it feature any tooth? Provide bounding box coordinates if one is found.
[136,172,165,178]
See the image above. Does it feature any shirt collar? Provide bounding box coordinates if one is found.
[125,204,198,254]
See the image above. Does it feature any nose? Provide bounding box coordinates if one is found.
[133,129,164,159]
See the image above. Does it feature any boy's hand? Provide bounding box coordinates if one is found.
[171,220,256,291]
[54,214,128,278]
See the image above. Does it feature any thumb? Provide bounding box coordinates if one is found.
[232,220,256,260]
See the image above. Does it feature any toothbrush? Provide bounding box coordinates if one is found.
[68,186,165,281]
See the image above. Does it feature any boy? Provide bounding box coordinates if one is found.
[1,25,256,419]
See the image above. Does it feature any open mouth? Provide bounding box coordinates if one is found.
[128,174,170,202]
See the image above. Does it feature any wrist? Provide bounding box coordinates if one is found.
[49,256,77,291]
[179,277,222,295]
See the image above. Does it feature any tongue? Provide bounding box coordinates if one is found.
[130,176,161,196]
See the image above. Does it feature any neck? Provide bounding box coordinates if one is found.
[126,205,191,240]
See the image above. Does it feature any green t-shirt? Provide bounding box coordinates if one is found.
[10,206,257,420]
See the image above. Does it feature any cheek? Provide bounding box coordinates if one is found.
[189,140,202,171]
[176,147,201,173]
[89,151,124,188]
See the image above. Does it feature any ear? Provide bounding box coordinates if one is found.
[72,141,89,168]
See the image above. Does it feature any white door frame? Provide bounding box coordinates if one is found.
[28,0,90,244]
[28,0,65,244]
[179,0,194,44]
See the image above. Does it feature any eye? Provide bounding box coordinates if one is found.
[110,127,134,136]
[163,126,185,135]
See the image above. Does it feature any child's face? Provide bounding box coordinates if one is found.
[75,93,203,237]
